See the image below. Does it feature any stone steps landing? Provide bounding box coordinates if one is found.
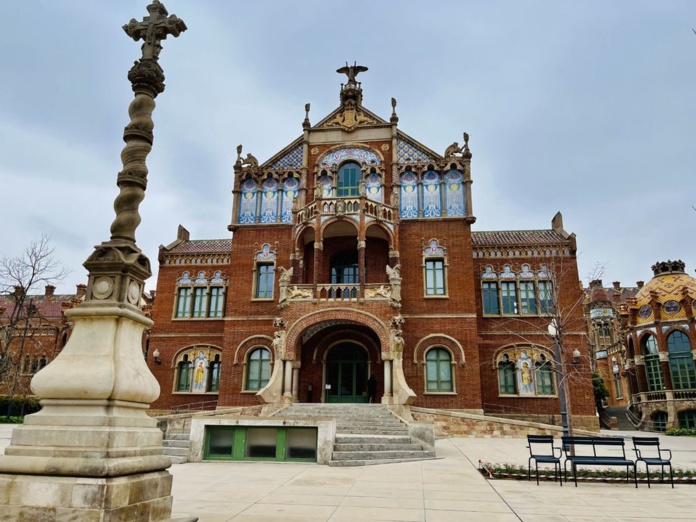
[163,432,189,464]
[277,403,436,466]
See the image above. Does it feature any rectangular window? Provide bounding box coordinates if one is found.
[256,263,274,299]
[538,281,554,314]
[425,259,445,295]
[614,375,623,399]
[501,282,518,314]
[208,287,224,318]
[498,363,516,394]
[175,287,191,318]
[192,287,207,318]
[482,282,499,314]
[645,356,664,392]
[519,281,537,314]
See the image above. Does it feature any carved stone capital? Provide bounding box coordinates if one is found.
[127,59,166,97]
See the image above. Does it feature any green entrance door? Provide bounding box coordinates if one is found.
[326,343,368,403]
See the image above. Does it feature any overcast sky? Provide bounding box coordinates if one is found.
[1,1,694,295]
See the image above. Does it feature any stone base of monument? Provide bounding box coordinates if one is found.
[0,397,179,521]
[0,471,173,521]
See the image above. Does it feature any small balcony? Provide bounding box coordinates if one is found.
[296,196,396,225]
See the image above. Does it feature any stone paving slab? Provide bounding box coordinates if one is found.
[2,424,696,521]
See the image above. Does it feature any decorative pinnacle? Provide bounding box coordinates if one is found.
[123,0,187,96]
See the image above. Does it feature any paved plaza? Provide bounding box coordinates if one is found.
[2,426,695,521]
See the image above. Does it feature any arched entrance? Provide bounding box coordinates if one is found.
[325,342,368,403]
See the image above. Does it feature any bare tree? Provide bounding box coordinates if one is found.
[0,236,69,398]
[484,257,604,435]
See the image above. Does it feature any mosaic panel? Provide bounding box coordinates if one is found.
[444,169,465,217]
[422,170,442,217]
[317,175,333,197]
[191,350,209,393]
[423,239,445,256]
[259,178,279,223]
[320,147,380,167]
[397,138,434,164]
[270,144,303,170]
[256,244,276,261]
[400,172,418,219]
[238,179,258,224]
[365,172,382,202]
[281,176,300,223]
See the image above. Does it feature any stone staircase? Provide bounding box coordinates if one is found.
[163,432,190,464]
[276,403,436,466]
[604,406,636,431]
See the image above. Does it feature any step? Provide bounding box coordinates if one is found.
[335,435,412,444]
[334,443,424,452]
[164,447,189,457]
[164,440,190,448]
[166,433,191,441]
[337,429,409,436]
[167,455,188,464]
[329,456,440,467]
[332,450,436,461]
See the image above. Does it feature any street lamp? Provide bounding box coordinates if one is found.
[548,319,571,438]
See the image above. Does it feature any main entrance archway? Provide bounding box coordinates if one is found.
[326,342,368,403]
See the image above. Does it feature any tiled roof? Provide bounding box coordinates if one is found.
[0,295,76,319]
[472,230,569,246]
[166,239,232,255]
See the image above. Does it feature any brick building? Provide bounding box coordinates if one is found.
[0,284,84,396]
[621,261,696,431]
[148,66,597,430]
[584,279,638,410]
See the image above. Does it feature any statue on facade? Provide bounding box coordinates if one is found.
[277,266,292,307]
[337,62,368,84]
[389,327,405,360]
[242,152,259,168]
[272,329,287,360]
[386,264,402,307]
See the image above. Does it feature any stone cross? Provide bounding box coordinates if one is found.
[123,0,187,62]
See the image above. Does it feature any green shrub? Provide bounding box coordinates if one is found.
[666,427,696,436]
[0,416,24,424]
[0,396,41,417]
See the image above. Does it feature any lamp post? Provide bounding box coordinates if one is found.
[548,319,572,438]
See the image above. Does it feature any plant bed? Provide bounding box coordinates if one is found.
[479,461,696,484]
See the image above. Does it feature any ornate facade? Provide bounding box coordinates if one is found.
[148,67,597,429]
[622,261,696,430]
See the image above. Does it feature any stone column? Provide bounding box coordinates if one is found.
[283,360,293,400]
[0,3,188,521]
[292,365,300,401]
[382,360,393,403]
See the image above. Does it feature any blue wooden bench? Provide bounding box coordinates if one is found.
[633,436,674,488]
[561,436,635,487]
[527,435,562,485]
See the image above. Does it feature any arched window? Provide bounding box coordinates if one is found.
[425,348,453,392]
[208,354,221,392]
[667,330,696,390]
[641,334,663,392]
[246,348,271,391]
[651,411,667,432]
[678,410,696,429]
[337,161,361,197]
[498,354,516,395]
[535,354,554,395]
[176,355,192,392]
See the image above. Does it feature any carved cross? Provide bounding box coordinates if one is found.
[123,0,187,61]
